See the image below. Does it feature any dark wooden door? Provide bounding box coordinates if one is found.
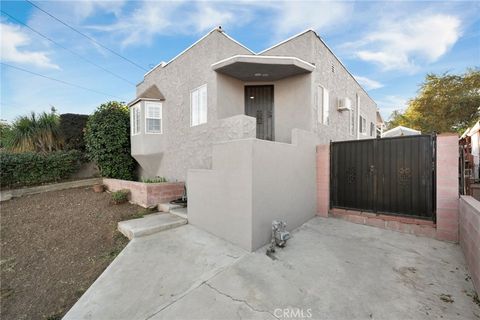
[245,85,274,140]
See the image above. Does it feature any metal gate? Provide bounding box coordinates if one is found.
[330,135,436,220]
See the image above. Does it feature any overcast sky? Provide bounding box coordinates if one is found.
[1,0,479,122]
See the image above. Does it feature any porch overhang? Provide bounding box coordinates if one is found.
[211,55,315,81]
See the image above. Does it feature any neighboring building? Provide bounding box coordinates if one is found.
[461,121,480,182]
[128,27,377,251]
[376,109,386,137]
[129,27,377,182]
[381,125,421,138]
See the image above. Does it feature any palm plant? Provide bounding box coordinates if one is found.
[8,108,63,153]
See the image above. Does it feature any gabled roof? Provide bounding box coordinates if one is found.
[128,84,165,107]
[144,27,254,77]
[139,85,165,100]
[140,27,376,104]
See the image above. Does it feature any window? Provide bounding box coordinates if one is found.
[349,108,355,136]
[191,84,207,126]
[145,102,162,134]
[131,104,140,135]
[317,85,329,125]
[370,122,375,137]
[359,115,366,134]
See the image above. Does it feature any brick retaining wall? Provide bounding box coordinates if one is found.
[103,178,184,208]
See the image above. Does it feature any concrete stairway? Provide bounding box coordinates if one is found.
[118,213,187,240]
[158,202,188,219]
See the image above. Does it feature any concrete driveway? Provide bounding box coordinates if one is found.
[64,218,479,320]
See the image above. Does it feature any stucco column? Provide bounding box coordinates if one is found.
[436,134,459,242]
[317,144,330,217]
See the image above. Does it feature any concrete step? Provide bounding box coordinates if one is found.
[118,213,187,240]
[158,202,183,213]
[169,207,188,219]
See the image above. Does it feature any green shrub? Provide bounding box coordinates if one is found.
[141,176,168,183]
[59,113,89,152]
[85,101,135,180]
[0,150,81,188]
[7,108,63,153]
[111,189,129,204]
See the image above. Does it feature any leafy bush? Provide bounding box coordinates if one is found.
[0,150,81,188]
[141,176,168,183]
[59,113,89,152]
[85,101,135,180]
[111,189,129,204]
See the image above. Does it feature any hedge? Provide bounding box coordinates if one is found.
[0,150,81,188]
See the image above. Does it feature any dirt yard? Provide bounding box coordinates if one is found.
[1,187,145,320]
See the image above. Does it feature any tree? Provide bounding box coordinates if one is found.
[387,69,480,133]
[7,108,63,153]
[59,113,89,151]
[85,101,135,180]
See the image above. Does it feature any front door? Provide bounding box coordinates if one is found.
[245,85,274,141]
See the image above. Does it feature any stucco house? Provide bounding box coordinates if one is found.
[128,27,377,251]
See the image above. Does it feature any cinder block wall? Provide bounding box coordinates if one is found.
[316,145,330,217]
[459,196,480,293]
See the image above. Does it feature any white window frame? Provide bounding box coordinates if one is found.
[317,85,329,125]
[145,101,163,134]
[190,84,207,127]
[356,94,360,139]
[130,103,141,136]
[359,115,367,135]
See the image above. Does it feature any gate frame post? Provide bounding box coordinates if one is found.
[316,144,330,217]
[435,133,459,242]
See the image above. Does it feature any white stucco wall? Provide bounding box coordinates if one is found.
[261,30,378,145]
[188,130,317,251]
[132,30,254,181]
[132,29,377,182]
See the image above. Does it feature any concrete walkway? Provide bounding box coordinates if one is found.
[64,218,480,320]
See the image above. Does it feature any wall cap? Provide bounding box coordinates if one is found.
[460,195,480,216]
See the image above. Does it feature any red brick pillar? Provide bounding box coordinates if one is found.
[317,145,330,217]
[436,134,459,242]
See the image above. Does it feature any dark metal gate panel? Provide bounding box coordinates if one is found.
[331,135,436,220]
[245,85,274,141]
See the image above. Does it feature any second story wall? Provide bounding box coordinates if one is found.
[261,31,377,144]
[132,30,254,180]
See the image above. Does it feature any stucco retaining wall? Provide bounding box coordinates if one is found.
[103,178,184,208]
[459,196,480,293]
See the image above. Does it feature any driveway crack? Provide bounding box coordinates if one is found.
[204,282,279,319]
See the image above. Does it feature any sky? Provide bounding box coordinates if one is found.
[1,0,479,123]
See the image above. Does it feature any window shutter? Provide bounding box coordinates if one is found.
[190,85,207,126]
[317,86,323,123]
[191,90,199,126]
[199,86,207,124]
[323,88,329,125]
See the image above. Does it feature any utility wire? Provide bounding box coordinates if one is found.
[1,63,126,100]
[25,0,148,72]
[1,10,136,86]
